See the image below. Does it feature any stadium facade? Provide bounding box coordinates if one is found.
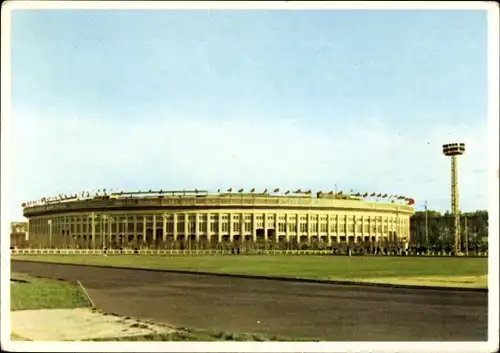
[21,189,415,250]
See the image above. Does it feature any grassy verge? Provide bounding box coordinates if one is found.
[10,333,30,341]
[12,255,488,288]
[90,327,315,342]
[10,273,90,311]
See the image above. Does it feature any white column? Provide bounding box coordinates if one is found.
[173,213,178,240]
[163,214,167,242]
[184,213,189,248]
[133,216,138,246]
[252,213,257,242]
[195,213,200,242]
[229,213,234,242]
[295,213,301,239]
[285,214,290,242]
[307,213,311,242]
[263,212,268,244]
[153,214,157,242]
[240,213,245,247]
[91,213,96,249]
[326,213,332,239]
[218,213,222,243]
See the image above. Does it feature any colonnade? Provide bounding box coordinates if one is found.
[26,210,411,249]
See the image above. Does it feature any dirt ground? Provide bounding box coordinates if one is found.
[357,275,488,288]
[11,307,174,341]
[11,260,488,341]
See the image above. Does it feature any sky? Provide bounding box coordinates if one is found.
[7,7,490,220]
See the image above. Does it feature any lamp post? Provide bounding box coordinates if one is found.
[442,143,466,255]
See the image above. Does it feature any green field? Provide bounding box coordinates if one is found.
[11,255,488,288]
[10,273,89,311]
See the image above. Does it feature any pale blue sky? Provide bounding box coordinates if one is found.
[9,9,489,220]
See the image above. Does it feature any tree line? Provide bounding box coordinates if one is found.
[410,210,488,251]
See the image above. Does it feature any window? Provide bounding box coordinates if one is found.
[311,224,318,233]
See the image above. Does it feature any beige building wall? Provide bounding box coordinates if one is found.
[25,208,412,249]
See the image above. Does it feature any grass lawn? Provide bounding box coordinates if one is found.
[11,255,488,288]
[10,273,90,311]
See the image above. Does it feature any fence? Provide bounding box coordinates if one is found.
[9,248,488,257]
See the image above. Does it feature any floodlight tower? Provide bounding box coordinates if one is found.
[442,143,466,254]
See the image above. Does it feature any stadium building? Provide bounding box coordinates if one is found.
[21,189,415,251]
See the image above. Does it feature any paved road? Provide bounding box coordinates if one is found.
[11,260,488,341]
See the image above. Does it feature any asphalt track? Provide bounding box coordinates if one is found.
[11,260,488,341]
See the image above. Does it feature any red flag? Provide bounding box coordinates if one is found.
[408,198,415,205]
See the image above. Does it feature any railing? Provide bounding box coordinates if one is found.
[9,248,488,257]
